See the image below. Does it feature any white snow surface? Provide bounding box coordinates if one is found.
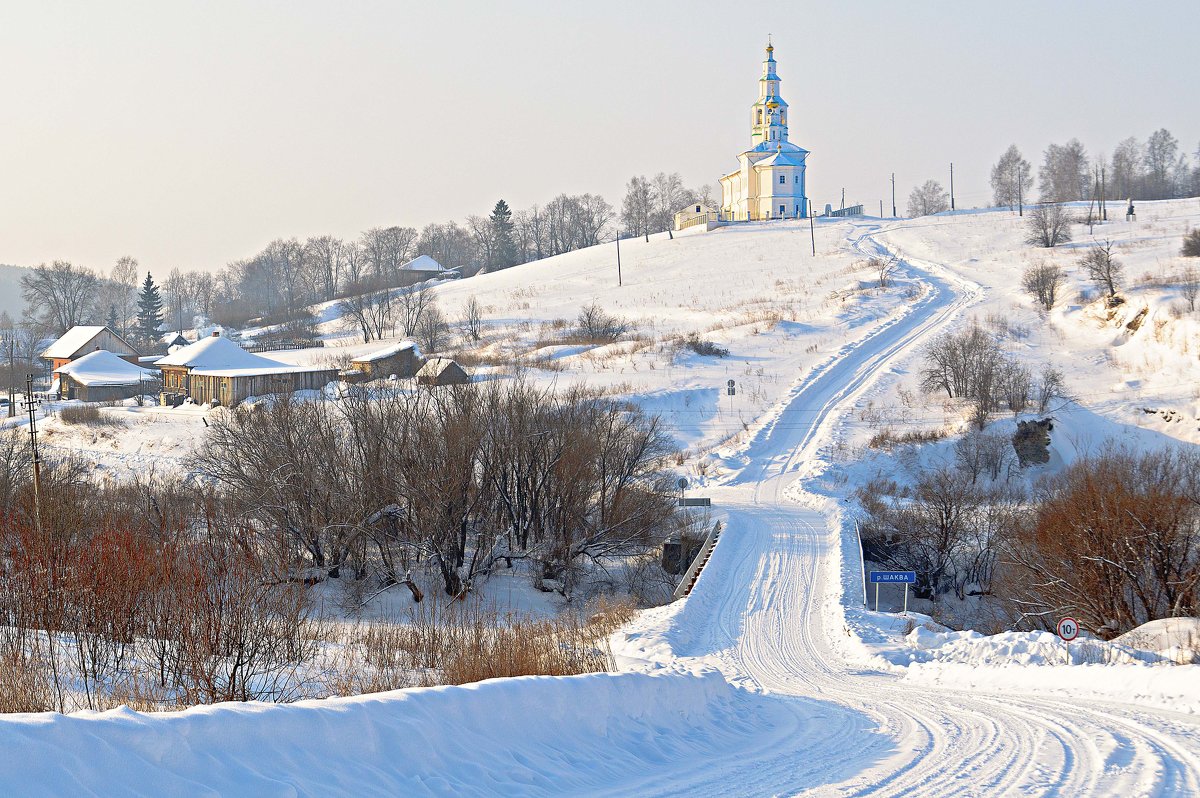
[8,203,1200,794]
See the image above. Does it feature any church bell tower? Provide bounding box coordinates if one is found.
[750,41,789,146]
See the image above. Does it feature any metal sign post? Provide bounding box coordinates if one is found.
[869,571,917,613]
[1057,617,1079,665]
[726,379,736,415]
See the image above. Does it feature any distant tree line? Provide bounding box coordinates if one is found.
[991,129,1200,208]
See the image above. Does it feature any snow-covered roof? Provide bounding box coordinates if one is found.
[416,357,462,378]
[54,350,155,386]
[400,255,444,273]
[42,326,106,359]
[754,150,807,168]
[156,335,333,378]
[353,340,419,363]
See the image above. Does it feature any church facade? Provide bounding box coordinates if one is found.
[719,43,809,221]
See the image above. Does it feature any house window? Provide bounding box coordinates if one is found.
[779,174,786,185]
[779,204,785,215]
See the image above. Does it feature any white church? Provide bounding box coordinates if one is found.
[718,41,809,221]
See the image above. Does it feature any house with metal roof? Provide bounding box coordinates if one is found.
[41,326,139,372]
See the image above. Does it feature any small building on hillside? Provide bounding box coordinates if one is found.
[416,357,469,387]
[54,350,159,402]
[41,326,139,372]
[673,203,720,232]
[349,340,422,380]
[400,255,452,283]
[156,332,338,406]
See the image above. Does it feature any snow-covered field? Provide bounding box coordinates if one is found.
[6,201,1200,794]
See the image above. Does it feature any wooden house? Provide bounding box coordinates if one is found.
[416,357,469,387]
[54,350,158,402]
[349,340,421,379]
[41,326,139,372]
[155,332,338,406]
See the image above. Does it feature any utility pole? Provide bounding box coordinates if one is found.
[21,374,43,532]
[890,173,896,217]
[1017,163,1024,217]
[949,162,955,211]
[808,200,816,256]
[879,200,883,218]
[840,187,845,211]
[615,230,623,287]
[1101,165,1107,221]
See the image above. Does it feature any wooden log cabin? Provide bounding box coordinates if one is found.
[155,332,338,406]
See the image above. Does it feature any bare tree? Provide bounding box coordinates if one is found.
[990,145,1033,210]
[462,296,483,342]
[871,256,898,288]
[1021,262,1066,310]
[621,176,654,240]
[414,302,450,353]
[1025,203,1074,248]
[1039,139,1090,202]
[1181,266,1199,312]
[1079,240,1122,301]
[906,180,949,217]
[21,261,99,335]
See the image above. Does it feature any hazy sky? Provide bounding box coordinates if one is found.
[2,0,1197,274]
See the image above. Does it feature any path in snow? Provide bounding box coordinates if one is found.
[616,220,1200,796]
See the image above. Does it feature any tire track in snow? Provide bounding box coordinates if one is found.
[636,220,1200,796]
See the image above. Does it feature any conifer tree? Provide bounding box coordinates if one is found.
[489,199,517,270]
[136,272,164,342]
[106,305,119,330]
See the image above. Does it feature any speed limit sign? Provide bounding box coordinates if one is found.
[1056,617,1080,641]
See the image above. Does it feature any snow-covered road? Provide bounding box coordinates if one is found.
[614,223,1200,796]
[4,221,1200,796]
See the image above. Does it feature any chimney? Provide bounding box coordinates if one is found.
[212,331,220,338]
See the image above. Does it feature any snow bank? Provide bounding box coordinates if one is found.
[0,669,773,796]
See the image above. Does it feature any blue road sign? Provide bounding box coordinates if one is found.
[870,571,916,584]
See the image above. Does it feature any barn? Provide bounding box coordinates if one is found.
[156,332,338,406]
[54,350,158,402]
[41,326,139,372]
[349,341,422,380]
[415,357,469,387]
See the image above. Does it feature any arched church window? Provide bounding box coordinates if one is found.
[757,109,762,124]
[794,175,800,184]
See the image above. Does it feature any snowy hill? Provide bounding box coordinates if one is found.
[12,202,1200,795]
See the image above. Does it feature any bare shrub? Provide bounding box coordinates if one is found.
[1183,229,1200,257]
[871,255,898,288]
[575,303,629,343]
[59,405,123,427]
[867,427,947,450]
[683,333,729,358]
[1025,203,1074,248]
[1002,447,1200,637]
[1021,262,1066,310]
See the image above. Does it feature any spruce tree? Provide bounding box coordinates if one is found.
[489,199,517,270]
[136,272,164,342]
[106,305,119,330]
